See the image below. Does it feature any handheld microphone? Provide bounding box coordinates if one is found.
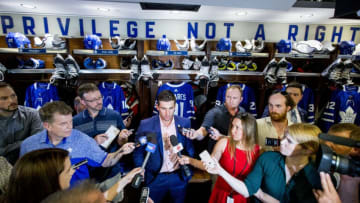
[139,187,150,203]
[169,134,191,178]
[132,133,157,188]
[118,135,148,153]
[319,133,360,148]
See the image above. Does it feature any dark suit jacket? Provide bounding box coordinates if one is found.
[133,115,195,185]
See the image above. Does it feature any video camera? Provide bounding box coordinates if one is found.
[315,133,360,177]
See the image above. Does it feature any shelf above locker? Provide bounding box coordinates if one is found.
[287,72,321,77]
[218,71,263,76]
[72,49,137,56]
[211,51,269,58]
[275,53,330,59]
[79,69,131,74]
[6,69,131,74]
[0,48,67,54]
[337,55,360,60]
[146,50,205,56]
[7,69,54,74]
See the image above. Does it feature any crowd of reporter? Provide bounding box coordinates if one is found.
[0,80,359,203]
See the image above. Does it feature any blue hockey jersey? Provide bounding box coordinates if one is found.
[319,85,360,132]
[216,83,257,117]
[153,82,195,119]
[24,82,59,110]
[98,82,129,119]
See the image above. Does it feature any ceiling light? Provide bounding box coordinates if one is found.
[97,8,110,12]
[20,4,36,9]
[300,13,314,18]
[236,11,248,16]
[140,3,200,12]
[170,10,181,14]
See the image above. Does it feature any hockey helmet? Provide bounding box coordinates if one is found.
[339,41,355,55]
[83,34,102,49]
[6,32,31,48]
[276,39,292,53]
[156,35,171,51]
[216,38,232,51]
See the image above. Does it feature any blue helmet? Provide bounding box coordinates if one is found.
[156,35,170,51]
[6,32,31,48]
[83,57,95,69]
[95,58,107,69]
[83,34,102,49]
[276,40,292,53]
[216,38,232,51]
[339,41,355,55]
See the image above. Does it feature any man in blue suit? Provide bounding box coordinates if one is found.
[133,90,194,203]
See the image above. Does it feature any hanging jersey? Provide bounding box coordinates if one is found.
[121,83,139,117]
[153,82,195,119]
[216,83,257,117]
[298,86,315,124]
[319,85,360,132]
[24,82,59,110]
[98,82,129,119]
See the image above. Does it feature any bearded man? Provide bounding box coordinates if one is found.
[256,90,295,151]
[0,82,43,164]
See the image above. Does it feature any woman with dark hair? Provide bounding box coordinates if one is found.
[2,148,72,203]
[204,123,323,202]
[179,112,263,202]
[1,148,142,203]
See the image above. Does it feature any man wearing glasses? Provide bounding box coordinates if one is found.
[257,90,295,151]
[73,83,132,180]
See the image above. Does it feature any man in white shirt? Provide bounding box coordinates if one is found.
[257,90,294,151]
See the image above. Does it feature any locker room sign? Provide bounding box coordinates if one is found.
[0,14,360,43]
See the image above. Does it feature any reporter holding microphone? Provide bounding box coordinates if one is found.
[203,123,323,203]
[133,90,194,203]
[179,112,266,203]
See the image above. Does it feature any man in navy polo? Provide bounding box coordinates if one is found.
[20,101,135,185]
[73,83,132,180]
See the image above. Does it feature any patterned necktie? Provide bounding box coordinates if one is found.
[291,109,298,123]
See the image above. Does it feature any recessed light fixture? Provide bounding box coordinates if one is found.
[300,13,314,18]
[97,8,110,12]
[170,10,181,14]
[20,4,36,9]
[236,11,248,16]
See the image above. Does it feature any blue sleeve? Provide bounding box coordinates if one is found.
[51,85,60,101]
[243,86,257,118]
[215,85,224,106]
[244,154,266,196]
[82,135,108,166]
[119,86,129,120]
[117,113,126,130]
[262,106,269,118]
[303,87,315,123]
[24,84,32,107]
[133,120,146,167]
[186,84,195,119]
[182,118,194,157]
[152,86,162,115]
[319,90,338,132]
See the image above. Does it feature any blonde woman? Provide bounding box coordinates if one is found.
[204,123,323,203]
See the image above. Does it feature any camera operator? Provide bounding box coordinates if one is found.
[324,124,360,203]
